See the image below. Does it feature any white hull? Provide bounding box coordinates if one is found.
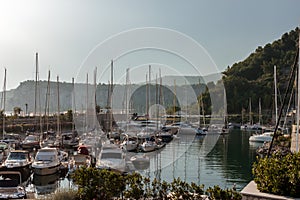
[96,144,126,172]
[140,141,156,152]
[249,132,273,143]
[32,147,61,176]
[32,163,60,176]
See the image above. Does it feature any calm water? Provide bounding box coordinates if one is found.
[137,129,258,191]
[27,129,258,198]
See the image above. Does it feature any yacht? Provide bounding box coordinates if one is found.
[249,132,273,143]
[31,147,61,175]
[96,144,126,173]
[21,134,40,150]
[1,150,32,181]
[120,133,138,152]
[0,171,27,199]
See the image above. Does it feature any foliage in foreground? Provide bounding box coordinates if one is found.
[70,167,241,200]
[253,152,300,197]
[40,189,78,200]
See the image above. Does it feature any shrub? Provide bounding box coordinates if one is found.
[71,167,241,199]
[253,152,300,197]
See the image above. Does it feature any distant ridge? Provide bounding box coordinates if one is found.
[148,73,222,86]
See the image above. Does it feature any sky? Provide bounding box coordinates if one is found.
[0,0,300,90]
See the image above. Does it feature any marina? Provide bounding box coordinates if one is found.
[0,128,259,198]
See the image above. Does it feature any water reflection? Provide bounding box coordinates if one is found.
[137,130,257,191]
[32,173,60,195]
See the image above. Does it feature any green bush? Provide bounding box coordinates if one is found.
[253,152,300,197]
[70,167,241,199]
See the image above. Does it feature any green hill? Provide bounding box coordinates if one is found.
[222,27,299,122]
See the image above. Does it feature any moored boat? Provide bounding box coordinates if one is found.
[31,147,61,176]
[0,171,27,199]
[1,150,32,182]
[96,144,126,173]
[21,134,40,150]
[249,132,273,143]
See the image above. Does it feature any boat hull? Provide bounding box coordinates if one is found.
[0,165,31,182]
[32,164,61,176]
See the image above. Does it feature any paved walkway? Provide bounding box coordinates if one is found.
[290,125,300,152]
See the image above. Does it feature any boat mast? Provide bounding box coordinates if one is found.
[125,68,129,124]
[110,60,113,132]
[44,70,51,132]
[2,68,6,139]
[93,67,97,130]
[85,73,88,133]
[274,65,278,125]
[258,98,262,125]
[57,76,61,139]
[146,73,148,117]
[34,53,39,132]
[249,98,252,125]
[72,77,75,133]
[224,88,227,127]
[173,79,176,123]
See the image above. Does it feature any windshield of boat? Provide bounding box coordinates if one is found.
[101,152,122,159]
[36,154,56,161]
[8,152,27,160]
[26,135,38,141]
[0,179,19,187]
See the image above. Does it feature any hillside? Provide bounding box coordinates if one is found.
[222,27,299,120]
[4,77,207,115]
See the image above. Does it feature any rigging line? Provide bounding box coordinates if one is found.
[267,46,299,158]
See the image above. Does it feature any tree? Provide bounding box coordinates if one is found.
[66,109,73,122]
[13,107,22,117]
[95,105,101,114]
[166,106,181,115]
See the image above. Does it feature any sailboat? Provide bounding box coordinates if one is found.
[120,68,139,152]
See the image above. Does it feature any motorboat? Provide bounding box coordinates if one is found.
[96,144,126,173]
[140,139,157,152]
[31,147,61,176]
[120,134,138,152]
[195,127,207,136]
[20,135,40,150]
[167,122,197,135]
[1,133,22,149]
[68,154,92,173]
[130,154,150,171]
[249,132,273,143]
[0,142,10,162]
[62,132,79,148]
[156,130,174,143]
[0,171,27,199]
[1,150,32,182]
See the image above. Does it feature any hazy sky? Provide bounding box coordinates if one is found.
[0,0,300,89]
